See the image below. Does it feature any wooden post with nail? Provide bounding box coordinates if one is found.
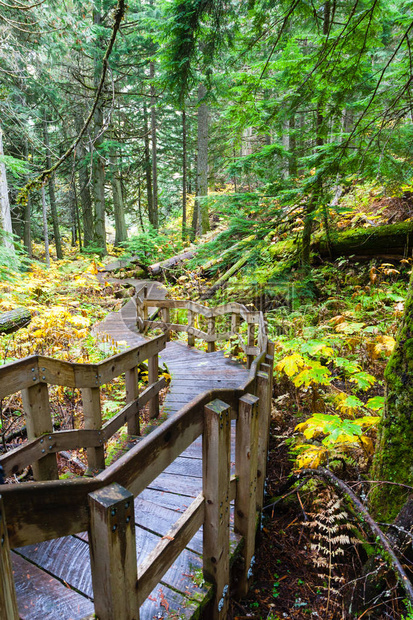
[203,399,231,619]
[88,483,139,620]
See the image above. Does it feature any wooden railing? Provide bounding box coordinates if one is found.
[0,334,167,481]
[136,288,268,368]
[0,299,273,620]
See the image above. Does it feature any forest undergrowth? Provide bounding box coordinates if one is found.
[1,182,413,616]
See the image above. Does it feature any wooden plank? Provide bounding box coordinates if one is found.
[88,483,139,620]
[256,370,271,511]
[137,494,205,605]
[148,472,202,498]
[234,393,260,596]
[187,309,195,346]
[21,383,58,481]
[82,387,105,472]
[125,366,139,435]
[207,316,216,353]
[0,430,101,477]
[0,356,39,399]
[2,477,100,548]
[0,496,19,619]
[203,399,231,620]
[102,378,165,440]
[98,335,166,385]
[97,391,237,499]
[12,553,94,620]
[148,354,159,419]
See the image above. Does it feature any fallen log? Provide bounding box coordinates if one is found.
[148,249,197,275]
[201,234,255,273]
[315,221,413,259]
[201,250,253,299]
[0,307,31,334]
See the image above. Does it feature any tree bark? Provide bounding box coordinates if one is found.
[111,156,127,246]
[0,126,15,254]
[41,185,50,267]
[193,84,210,238]
[150,60,159,228]
[43,119,63,259]
[370,266,413,521]
[22,138,32,257]
[76,122,94,248]
[92,7,107,255]
[182,108,187,239]
[143,101,153,223]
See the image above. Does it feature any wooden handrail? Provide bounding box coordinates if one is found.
[0,293,274,620]
[0,334,167,398]
[136,294,268,368]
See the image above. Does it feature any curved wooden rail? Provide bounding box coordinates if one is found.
[136,289,268,367]
[0,294,274,620]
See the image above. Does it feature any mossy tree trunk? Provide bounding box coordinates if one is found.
[370,268,413,521]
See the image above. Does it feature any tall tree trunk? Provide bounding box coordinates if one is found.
[143,101,153,223]
[0,126,14,254]
[43,119,63,259]
[301,1,330,268]
[111,156,127,246]
[41,185,50,268]
[92,7,107,255]
[150,60,159,228]
[22,138,32,257]
[182,108,187,240]
[75,120,94,247]
[193,84,210,238]
[370,268,413,521]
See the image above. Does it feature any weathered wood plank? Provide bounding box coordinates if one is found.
[12,553,94,620]
[234,393,260,596]
[125,366,139,435]
[256,370,271,511]
[0,356,39,399]
[148,354,159,419]
[137,494,205,605]
[82,387,105,472]
[21,383,58,481]
[88,483,139,620]
[0,496,19,619]
[203,399,231,620]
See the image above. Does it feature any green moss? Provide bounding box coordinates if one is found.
[370,268,413,521]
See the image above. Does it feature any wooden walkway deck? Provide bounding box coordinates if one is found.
[10,278,250,619]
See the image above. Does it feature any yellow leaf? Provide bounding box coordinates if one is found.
[275,353,305,377]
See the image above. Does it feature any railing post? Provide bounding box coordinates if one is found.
[143,286,148,321]
[231,312,240,336]
[234,393,260,597]
[21,382,59,481]
[203,399,231,620]
[88,483,139,620]
[125,367,140,436]
[256,370,271,511]
[207,316,216,353]
[161,307,170,341]
[187,310,195,347]
[82,387,105,473]
[148,354,159,419]
[0,496,19,620]
[246,323,255,369]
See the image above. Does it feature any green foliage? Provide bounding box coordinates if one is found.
[122,226,183,266]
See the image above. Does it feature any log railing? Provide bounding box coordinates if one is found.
[0,299,274,620]
[136,288,268,368]
[0,334,167,481]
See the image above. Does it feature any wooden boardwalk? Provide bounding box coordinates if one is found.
[10,278,250,619]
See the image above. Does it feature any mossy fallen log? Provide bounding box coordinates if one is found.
[315,221,413,259]
[0,307,31,334]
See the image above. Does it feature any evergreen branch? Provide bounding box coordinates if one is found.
[16,0,126,206]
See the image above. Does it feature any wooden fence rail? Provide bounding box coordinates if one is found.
[0,334,167,479]
[135,289,268,368]
[0,294,274,620]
